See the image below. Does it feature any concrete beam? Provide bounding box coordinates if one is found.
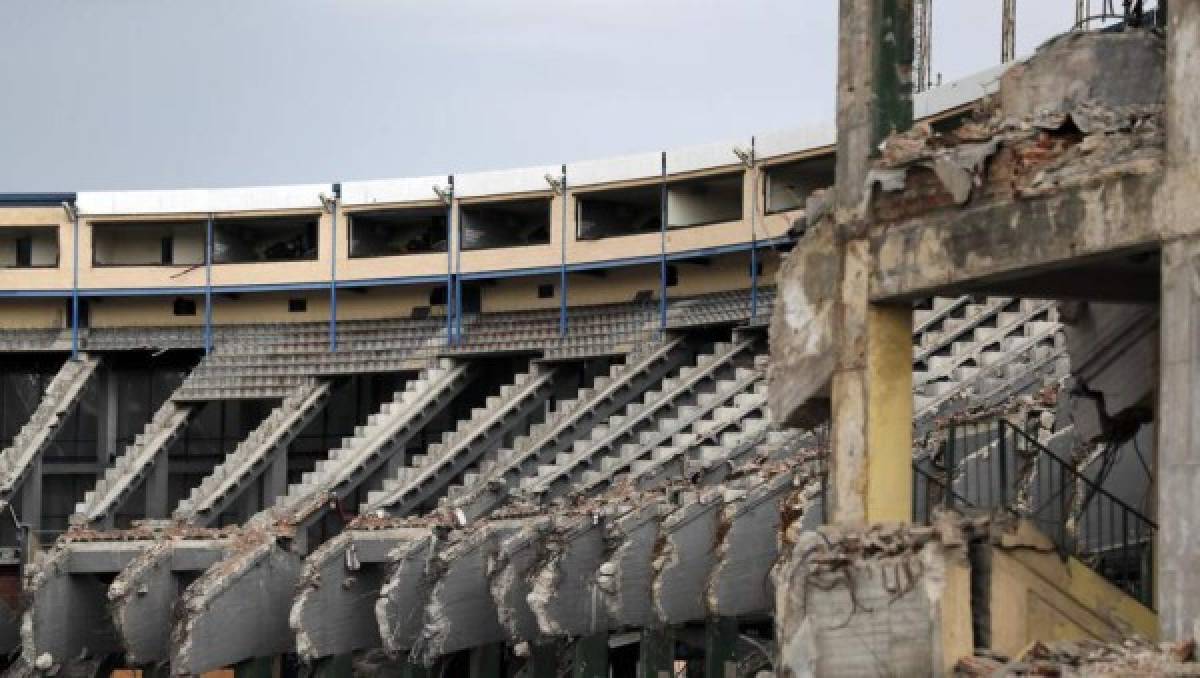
[375,529,439,656]
[412,522,520,664]
[526,516,608,638]
[652,491,722,625]
[20,540,148,671]
[490,518,553,647]
[172,534,302,675]
[603,502,669,629]
[706,473,810,618]
[291,528,420,662]
[110,539,229,666]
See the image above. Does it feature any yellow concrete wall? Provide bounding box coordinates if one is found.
[988,523,1158,658]
[0,299,64,329]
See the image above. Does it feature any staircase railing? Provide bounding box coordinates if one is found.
[913,417,1156,607]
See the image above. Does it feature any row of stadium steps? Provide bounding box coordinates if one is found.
[71,397,196,527]
[912,296,1065,422]
[172,380,333,526]
[360,363,558,516]
[0,354,101,508]
[519,334,763,500]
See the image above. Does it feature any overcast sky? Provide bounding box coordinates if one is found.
[0,1,1079,192]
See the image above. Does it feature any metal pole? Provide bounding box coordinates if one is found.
[749,136,759,319]
[455,200,463,345]
[444,176,455,346]
[329,184,340,352]
[559,164,568,337]
[70,205,79,358]
[204,213,214,355]
[659,151,668,334]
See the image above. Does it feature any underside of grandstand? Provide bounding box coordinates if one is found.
[0,2,1194,676]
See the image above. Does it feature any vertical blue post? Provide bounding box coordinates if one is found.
[444,176,455,346]
[69,202,79,358]
[559,164,568,337]
[455,200,463,345]
[659,151,668,334]
[204,213,213,355]
[749,136,759,319]
[328,184,340,352]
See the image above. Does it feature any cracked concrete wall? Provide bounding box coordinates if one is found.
[375,530,437,656]
[772,521,973,678]
[651,491,721,625]
[526,516,607,639]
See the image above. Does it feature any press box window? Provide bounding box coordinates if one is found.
[173,298,197,316]
[288,298,307,313]
[0,226,59,268]
[537,284,554,299]
[764,154,836,214]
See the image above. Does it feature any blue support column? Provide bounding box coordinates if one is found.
[204,213,214,354]
[659,151,668,335]
[328,184,341,353]
[558,164,569,337]
[749,136,759,319]
[69,203,79,358]
[443,176,455,346]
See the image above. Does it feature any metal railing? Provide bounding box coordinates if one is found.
[913,418,1156,606]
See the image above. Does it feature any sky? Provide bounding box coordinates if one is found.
[0,1,1079,192]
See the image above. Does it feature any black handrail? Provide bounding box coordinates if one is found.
[912,417,1156,606]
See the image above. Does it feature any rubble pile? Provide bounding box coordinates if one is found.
[957,638,1200,676]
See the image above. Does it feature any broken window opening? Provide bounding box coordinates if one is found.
[92,220,205,267]
[0,226,58,269]
[764,154,836,214]
[576,184,662,241]
[666,172,743,228]
[459,198,551,251]
[349,207,447,258]
[212,215,319,264]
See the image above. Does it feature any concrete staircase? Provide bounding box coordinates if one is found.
[571,356,769,495]
[520,337,759,499]
[269,359,474,523]
[361,364,558,515]
[912,297,1064,419]
[0,354,100,505]
[445,337,694,519]
[173,380,333,525]
[72,398,196,526]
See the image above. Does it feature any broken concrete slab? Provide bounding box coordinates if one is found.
[412,521,522,664]
[375,529,439,656]
[489,518,553,647]
[291,527,422,662]
[705,471,820,619]
[601,501,669,630]
[651,490,722,625]
[171,532,303,675]
[526,514,608,639]
[20,539,149,672]
[109,538,228,666]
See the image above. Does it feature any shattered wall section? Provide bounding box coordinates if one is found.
[772,520,974,677]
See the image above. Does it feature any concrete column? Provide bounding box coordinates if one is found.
[97,368,118,465]
[527,644,559,678]
[233,656,277,678]
[144,455,169,520]
[263,447,288,508]
[1157,236,1200,640]
[1157,1,1200,642]
[638,628,674,678]
[827,0,914,524]
[19,457,42,533]
[703,617,738,678]
[313,654,353,678]
[468,643,502,678]
[398,655,432,678]
[572,633,608,678]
